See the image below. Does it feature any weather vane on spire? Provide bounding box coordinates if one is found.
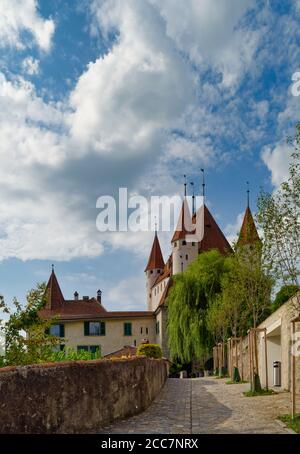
[247,181,250,208]
[201,169,205,199]
[51,264,54,272]
[190,182,195,215]
[184,175,187,197]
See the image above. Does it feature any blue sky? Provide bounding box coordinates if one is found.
[0,0,299,312]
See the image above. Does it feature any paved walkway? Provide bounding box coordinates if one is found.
[99,377,298,434]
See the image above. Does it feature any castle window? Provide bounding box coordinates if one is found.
[146,327,149,335]
[182,240,187,246]
[186,254,188,260]
[124,322,132,336]
[140,327,143,334]
[134,340,137,346]
[174,242,177,247]
[150,270,153,274]
[192,242,195,246]
[84,321,106,336]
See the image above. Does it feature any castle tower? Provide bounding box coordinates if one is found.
[237,184,260,248]
[145,231,165,311]
[171,198,198,274]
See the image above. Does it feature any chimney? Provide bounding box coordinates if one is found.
[83,296,89,301]
[97,289,102,304]
[74,291,79,301]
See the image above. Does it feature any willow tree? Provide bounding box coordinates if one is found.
[167,249,227,364]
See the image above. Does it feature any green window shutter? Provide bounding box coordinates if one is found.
[84,322,90,336]
[124,322,132,336]
[100,322,106,336]
[59,324,65,338]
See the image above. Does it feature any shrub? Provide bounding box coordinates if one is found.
[137,344,162,359]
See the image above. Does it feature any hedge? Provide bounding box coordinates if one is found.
[137,344,162,359]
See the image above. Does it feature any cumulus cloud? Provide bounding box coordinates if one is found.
[0,0,55,51]
[261,142,294,188]
[0,0,296,265]
[106,275,147,311]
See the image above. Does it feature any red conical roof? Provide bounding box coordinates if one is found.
[171,198,194,242]
[44,269,65,309]
[193,204,232,255]
[237,206,260,247]
[145,233,165,272]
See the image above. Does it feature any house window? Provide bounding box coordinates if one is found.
[49,324,65,338]
[134,340,137,346]
[84,321,106,336]
[140,327,143,334]
[146,327,149,335]
[124,322,132,336]
[156,321,160,335]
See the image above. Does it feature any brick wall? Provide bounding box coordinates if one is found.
[0,357,168,434]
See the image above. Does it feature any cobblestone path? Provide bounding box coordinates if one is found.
[99,377,297,434]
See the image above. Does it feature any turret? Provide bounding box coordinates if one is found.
[171,197,198,274]
[145,231,165,311]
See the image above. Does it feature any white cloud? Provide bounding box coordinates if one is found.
[70,0,194,156]
[0,0,55,52]
[150,0,258,88]
[21,56,40,75]
[261,142,293,188]
[106,275,147,311]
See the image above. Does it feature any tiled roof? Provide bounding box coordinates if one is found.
[39,306,154,321]
[171,198,195,242]
[145,232,165,271]
[193,205,232,255]
[237,206,260,247]
[104,346,137,359]
[152,255,172,287]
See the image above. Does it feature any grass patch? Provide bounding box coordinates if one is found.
[226,380,248,385]
[278,414,300,433]
[243,389,276,397]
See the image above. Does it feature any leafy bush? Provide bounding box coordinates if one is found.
[49,347,101,362]
[137,344,162,359]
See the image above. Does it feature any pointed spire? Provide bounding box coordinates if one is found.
[145,232,165,272]
[171,197,194,242]
[237,203,260,247]
[45,266,65,309]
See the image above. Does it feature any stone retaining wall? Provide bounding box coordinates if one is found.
[0,357,168,434]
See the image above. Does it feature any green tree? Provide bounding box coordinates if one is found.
[167,249,227,364]
[1,283,61,366]
[257,123,300,309]
[271,285,299,313]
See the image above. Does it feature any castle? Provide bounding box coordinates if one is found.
[40,187,259,359]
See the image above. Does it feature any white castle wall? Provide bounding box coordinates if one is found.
[172,239,198,275]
